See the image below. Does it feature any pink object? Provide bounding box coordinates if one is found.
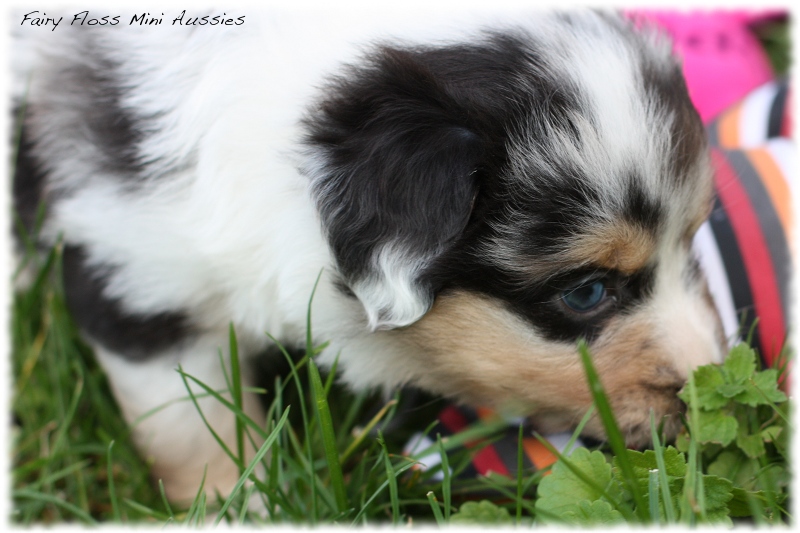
[627,10,778,123]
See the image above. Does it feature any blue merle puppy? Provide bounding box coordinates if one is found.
[13,9,725,501]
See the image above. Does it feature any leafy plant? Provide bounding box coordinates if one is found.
[676,343,790,522]
[533,342,790,526]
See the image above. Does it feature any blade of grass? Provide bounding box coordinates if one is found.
[183,466,209,524]
[107,441,121,522]
[123,498,172,521]
[340,399,397,464]
[308,359,348,514]
[177,367,241,470]
[266,334,315,522]
[336,389,370,449]
[564,404,595,456]
[238,483,258,526]
[521,467,550,496]
[436,433,452,521]
[303,270,325,522]
[378,432,401,525]
[46,377,83,459]
[13,489,98,525]
[410,418,507,460]
[128,385,264,434]
[14,320,48,397]
[214,407,292,525]
[24,237,59,300]
[228,325,246,476]
[190,492,208,526]
[266,382,283,516]
[14,460,91,493]
[578,340,648,522]
[473,473,539,515]
[177,366,290,519]
[745,489,766,526]
[648,469,659,525]
[696,462,707,522]
[744,316,759,348]
[681,372,700,525]
[158,479,175,521]
[649,410,676,523]
[177,369,270,440]
[349,460,417,525]
[323,351,339,397]
[753,460,781,524]
[283,423,339,514]
[426,491,445,526]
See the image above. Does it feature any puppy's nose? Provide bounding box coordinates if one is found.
[650,366,687,393]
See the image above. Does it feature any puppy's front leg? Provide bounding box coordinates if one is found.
[93,334,264,505]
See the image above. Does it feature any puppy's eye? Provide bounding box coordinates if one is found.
[561,280,608,313]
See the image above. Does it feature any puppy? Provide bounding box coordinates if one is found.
[13,9,726,502]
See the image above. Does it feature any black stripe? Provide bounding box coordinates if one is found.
[705,116,721,148]
[725,150,791,328]
[460,407,481,425]
[767,80,789,139]
[706,197,762,360]
[491,429,533,476]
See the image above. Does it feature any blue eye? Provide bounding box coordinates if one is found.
[561,280,607,313]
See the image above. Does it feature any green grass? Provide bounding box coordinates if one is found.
[10,242,792,526]
[12,241,163,523]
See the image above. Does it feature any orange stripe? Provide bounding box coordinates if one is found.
[746,147,793,239]
[718,102,743,149]
[522,438,558,472]
[475,407,500,421]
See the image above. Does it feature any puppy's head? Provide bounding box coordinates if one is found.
[303,11,725,446]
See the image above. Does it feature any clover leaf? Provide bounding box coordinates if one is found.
[535,447,620,524]
[449,500,512,525]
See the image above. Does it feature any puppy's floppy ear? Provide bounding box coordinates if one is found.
[304,46,484,330]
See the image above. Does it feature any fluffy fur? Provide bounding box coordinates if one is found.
[14,9,725,501]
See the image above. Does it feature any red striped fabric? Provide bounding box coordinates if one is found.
[439,406,510,476]
[711,149,786,366]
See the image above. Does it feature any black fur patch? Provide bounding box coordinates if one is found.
[43,34,151,180]
[304,30,585,294]
[77,45,141,175]
[61,246,193,360]
[622,176,665,232]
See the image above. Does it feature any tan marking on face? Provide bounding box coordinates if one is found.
[562,220,656,274]
[396,289,722,447]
